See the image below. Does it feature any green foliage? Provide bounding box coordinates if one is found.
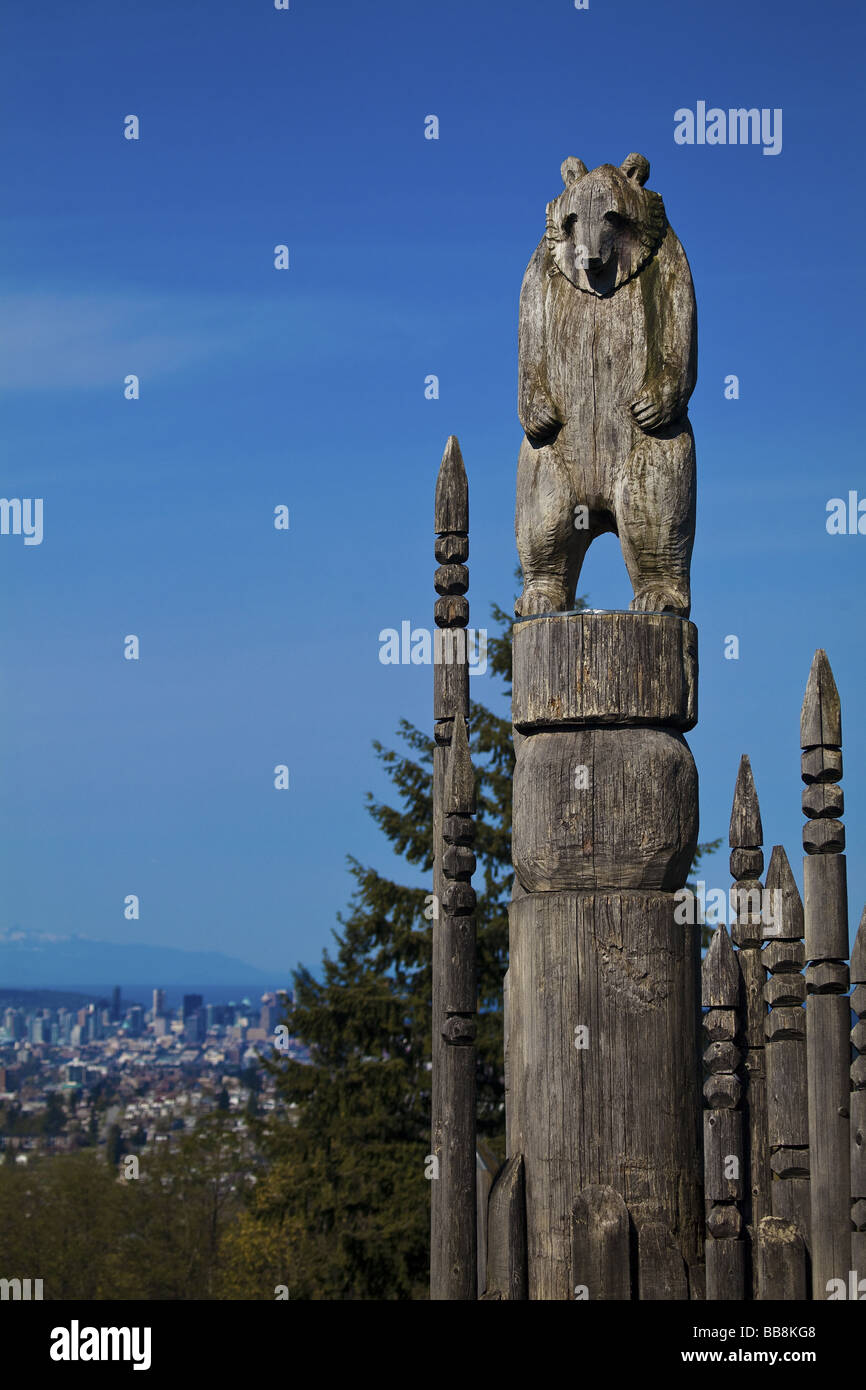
[0,1117,253,1299]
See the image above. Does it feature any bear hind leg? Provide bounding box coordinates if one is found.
[515,438,583,616]
[616,428,695,620]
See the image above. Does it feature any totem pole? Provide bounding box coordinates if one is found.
[504,154,702,1299]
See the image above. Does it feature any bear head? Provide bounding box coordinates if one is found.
[545,153,667,297]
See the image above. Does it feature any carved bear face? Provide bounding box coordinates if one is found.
[546,154,667,297]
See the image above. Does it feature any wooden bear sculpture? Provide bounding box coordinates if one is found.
[515,153,697,618]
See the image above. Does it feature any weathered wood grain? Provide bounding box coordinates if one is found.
[763,847,809,1243]
[476,1141,498,1297]
[515,157,696,619]
[800,648,841,750]
[512,725,697,891]
[800,650,850,1300]
[755,1217,807,1300]
[807,994,851,1297]
[705,1239,745,1301]
[728,759,769,1281]
[508,890,701,1299]
[434,434,468,536]
[483,1156,528,1301]
[704,1110,744,1203]
[803,853,848,961]
[571,1186,632,1300]
[431,444,476,1302]
[512,612,697,731]
[702,924,739,1008]
[729,754,763,853]
[637,1223,689,1301]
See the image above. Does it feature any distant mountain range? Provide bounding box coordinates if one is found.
[0,929,281,991]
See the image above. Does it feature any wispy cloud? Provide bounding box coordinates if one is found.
[0,285,425,392]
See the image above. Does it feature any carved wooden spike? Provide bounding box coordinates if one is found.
[702,925,739,1008]
[729,754,762,849]
[434,434,468,536]
[444,713,476,816]
[431,440,474,1302]
[800,648,842,750]
[763,845,804,942]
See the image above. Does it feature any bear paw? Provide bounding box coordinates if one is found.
[516,581,568,617]
[630,588,689,618]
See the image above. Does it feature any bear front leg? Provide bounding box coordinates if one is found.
[616,423,696,619]
[515,437,580,616]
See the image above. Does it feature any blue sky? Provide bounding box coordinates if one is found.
[1,0,864,977]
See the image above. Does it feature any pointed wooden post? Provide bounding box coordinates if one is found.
[702,924,746,1299]
[729,754,770,1275]
[801,650,851,1298]
[431,436,475,1300]
[763,845,810,1244]
[851,908,866,1275]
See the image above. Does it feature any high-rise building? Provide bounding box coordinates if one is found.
[152,989,165,1020]
[111,986,122,1022]
[259,992,278,1032]
[128,1006,144,1038]
[182,994,203,1021]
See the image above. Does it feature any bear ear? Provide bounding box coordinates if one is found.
[560,157,588,187]
[620,153,650,186]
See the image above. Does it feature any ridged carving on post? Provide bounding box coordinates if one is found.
[728,754,770,1265]
[433,434,469,730]
[852,909,866,1276]
[801,650,851,1298]
[702,924,745,1299]
[762,846,810,1246]
[431,436,475,1301]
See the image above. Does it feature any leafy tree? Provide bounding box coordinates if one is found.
[43,1092,67,1139]
[106,1123,123,1168]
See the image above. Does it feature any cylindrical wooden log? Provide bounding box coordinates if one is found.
[508,889,702,1299]
[509,611,701,1300]
[512,612,698,731]
[800,649,851,1300]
